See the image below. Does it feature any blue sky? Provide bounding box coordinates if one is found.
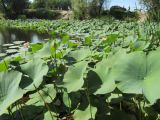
[104,0,143,11]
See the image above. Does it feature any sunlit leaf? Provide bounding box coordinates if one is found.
[20,59,48,91]
[63,61,88,93]
[0,71,23,115]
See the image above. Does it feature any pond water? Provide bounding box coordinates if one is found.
[0,28,50,52]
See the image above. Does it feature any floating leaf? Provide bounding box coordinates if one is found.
[2,44,14,47]
[13,41,25,45]
[0,53,7,57]
[8,46,20,49]
[6,49,18,54]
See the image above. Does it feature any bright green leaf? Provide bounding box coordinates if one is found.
[63,61,88,93]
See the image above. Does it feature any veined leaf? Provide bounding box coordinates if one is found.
[34,41,52,58]
[94,59,116,94]
[112,50,160,104]
[0,71,23,115]
[66,47,91,61]
[27,84,56,106]
[20,59,49,91]
[63,61,88,93]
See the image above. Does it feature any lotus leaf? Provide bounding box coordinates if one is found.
[0,71,23,115]
[63,61,88,93]
[20,59,49,91]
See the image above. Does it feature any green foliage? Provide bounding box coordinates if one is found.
[140,0,160,21]
[24,9,60,19]
[0,0,29,19]
[17,15,27,20]
[63,61,88,93]
[1,18,160,119]
[32,0,71,10]
[71,0,87,19]
[20,59,49,91]
[0,71,23,115]
[71,0,107,19]
[110,6,127,20]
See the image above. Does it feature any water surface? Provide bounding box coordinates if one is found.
[0,28,50,52]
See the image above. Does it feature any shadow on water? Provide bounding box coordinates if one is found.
[0,28,50,52]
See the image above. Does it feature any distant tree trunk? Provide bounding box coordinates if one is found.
[98,0,105,15]
[1,0,8,13]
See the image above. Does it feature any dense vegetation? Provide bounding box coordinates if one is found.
[1,0,160,120]
[0,17,160,119]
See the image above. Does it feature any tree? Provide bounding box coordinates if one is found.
[0,0,9,13]
[88,0,106,17]
[32,0,46,9]
[0,0,29,18]
[139,0,160,20]
[32,0,71,10]
[71,0,110,19]
[71,0,87,19]
[10,0,29,14]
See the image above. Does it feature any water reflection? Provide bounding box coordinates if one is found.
[0,28,50,52]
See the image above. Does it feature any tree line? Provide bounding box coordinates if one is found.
[0,0,159,20]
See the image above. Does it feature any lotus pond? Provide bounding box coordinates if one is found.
[1,19,160,120]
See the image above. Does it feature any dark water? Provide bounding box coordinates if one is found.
[0,28,50,52]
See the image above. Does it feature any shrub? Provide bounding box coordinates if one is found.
[17,15,27,20]
[24,9,60,19]
[109,6,127,20]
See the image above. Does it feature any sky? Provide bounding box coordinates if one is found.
[105,0,143,11]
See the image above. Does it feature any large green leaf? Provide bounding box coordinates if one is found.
[20,59,49,91]
[73,106,97,120]
[94,59,116,94]
[27,84,56,106]
[143,50,160,104]
[111,50,160,104]
[93,49,126,94]
[67,47,91,61]
[63,61,88,93]
[34,41,52,58]
[0,71,23,115]
[114,51,146,94]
